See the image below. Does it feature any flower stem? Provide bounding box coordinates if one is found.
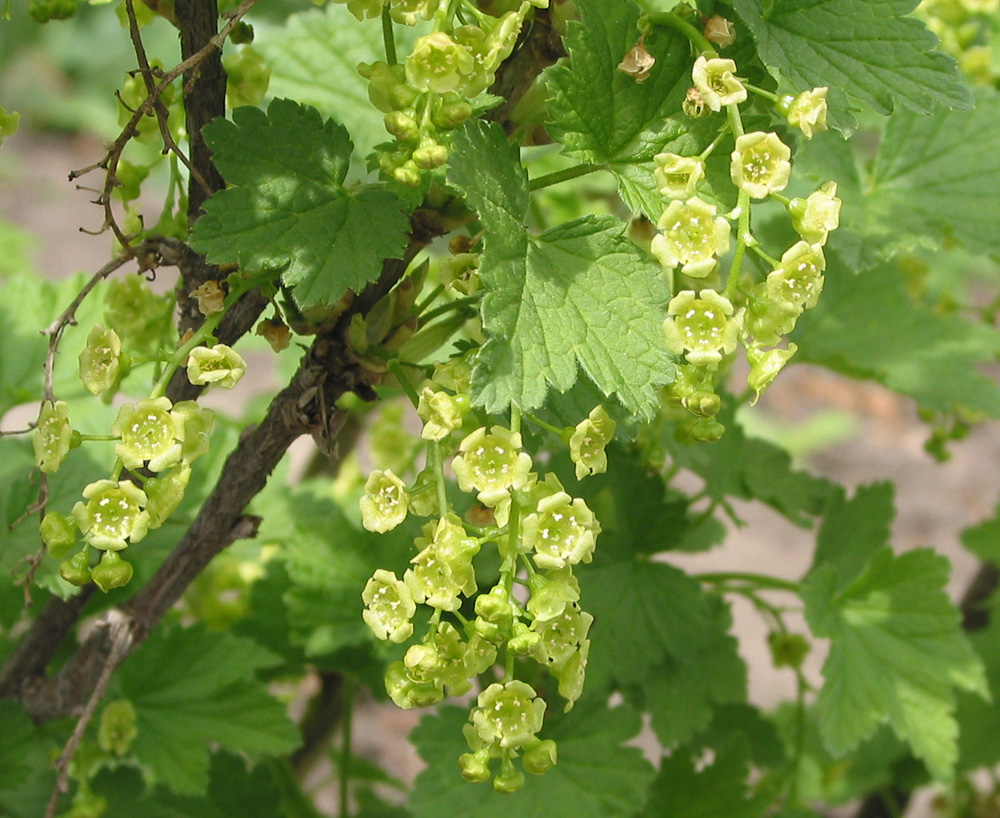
[641,11,715,55]
[388,359,421,408]
[528,163,601,192]
[695,571,800,593]
[431,441,449,517]
[381,7,397,65]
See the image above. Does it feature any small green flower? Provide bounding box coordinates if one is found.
[653,153,705,199]
[459,748,492,783]
[742,282,801,348]
[532,602,593,669]
[780,87,829,139]
[144,464,191,529]
[766,242,826,310]
[417,387,466,441]
[663,289,740,367]
[186,344,247,389]
[569,405,615,480]
[362,569,416,643]
[789,182,841,245]
[111,397,185,472]
[526,568,581,622]
[40,511,78,558]
[0,106,20,146]
[33,400,76,474]
[79,325,127,396]
[384,660,443,709]
[493,756,526,793]
[103,275,173,355]
[174,400,214,463]
[691,56,747,111]
[652,196,731,278]
[91,549,134,592]
[405,31,475,95]
[97,700,138,756]
[471,681,546,749]
[359,468,410,533]
[331,0,385,20]
[452,426,533,507]
[746,343,798,404]
[523,493,600,571]
[731,131,792,199]
[522,738,558,775]
[59,549,92,586]
[403,514,480,611]
[554,639,589,709]
[72,479,150,551]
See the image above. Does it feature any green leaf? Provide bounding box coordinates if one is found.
[0,269,106,416]
[865,89,1000,257]
[189,99,409,308]
[0,701,33,792]
[255,480,414,660]
[408,702,654,818]
[118,625,300,794]
[641,738,763,818]
[547,0,727,216]
[259,5,416,165]
[801,548,989,779]
[810,483,893,591]
[666,399,836,526]
[961,503,1000,564]
[793,259,1000,417]
[448,121,673,417]
[730,0,972,132]
[956,615,1000,770]
[579,542,746,744]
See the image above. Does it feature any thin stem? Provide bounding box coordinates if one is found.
[695,571,800,593]
[413,283,445,318]
[726,191,751,301]
[431,442,449,517]
[381,7,397,65]
[525,412,567,438]
[698,129,728,161]
[338,675,356,818]
[528,163,601,192]
[388,359,421,408]
[749,242,781,268]
[641,11,715,55]
[744,82,778,102]
[418,294,478,324]
[77,434,120,443]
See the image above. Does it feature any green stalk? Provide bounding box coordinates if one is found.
[695,571,800,593]
[381,7,397,65]
[641,11,715,54]
[388,359,421,408]
[528,163,601,192]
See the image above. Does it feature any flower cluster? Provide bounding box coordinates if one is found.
[648,38,839,436]
[352,0,545,184]
[358,383,614,791]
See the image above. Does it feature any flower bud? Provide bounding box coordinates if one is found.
[91,550,134,593]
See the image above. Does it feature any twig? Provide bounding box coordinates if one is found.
[123,0,211,200]
[68,0,258,247]
[43,613,133,818]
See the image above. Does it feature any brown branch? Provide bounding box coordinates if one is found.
[1,6,556,720]
[44,614,132,818]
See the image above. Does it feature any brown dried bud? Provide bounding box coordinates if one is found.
[683,87,709,118]
[190,280,226,316]
[256,318,292,353]
[617,42,655,83]
[704,15,736,48]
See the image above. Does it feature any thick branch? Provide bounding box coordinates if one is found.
[1,11,558,720]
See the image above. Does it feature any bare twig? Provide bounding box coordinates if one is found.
[69,0,258,248]
[43,613,133,818]
[124,0,212,200]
